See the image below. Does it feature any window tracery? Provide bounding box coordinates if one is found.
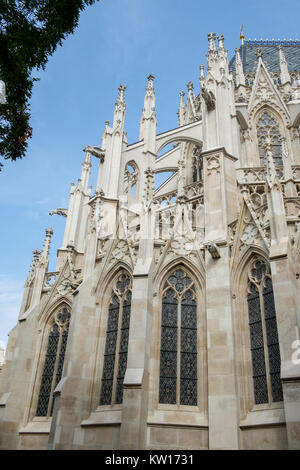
[256,111,283,167]
[159,268,198,406]
[100,272,132,405]
[36,306,71,417]
[247,259,283,405]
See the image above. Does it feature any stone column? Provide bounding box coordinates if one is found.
[270,252,300,449]
[119,198,154,449]
[118,270,153,449]
[202,147,239,449]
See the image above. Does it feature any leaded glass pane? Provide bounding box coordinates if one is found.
[100,300,119,405]
[161,326,178,352]
[247,260,283,405]
[160,351,177,378]
[162,291,178,327]
[100,379,114,405]
[251,261,267,283]
[36,323,59,417]
[181,294,197,329]
[100,273,132,406]
[263,280,283,402]
[159,377,176,404]
[253,375,269,404]
[247,284,268,404]
[159,270,198,407]
[180,379,197,406]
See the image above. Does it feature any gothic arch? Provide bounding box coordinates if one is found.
[231,249,283,418]
[231,245,269,280]
[38,296,72,331]
[253,106,286,167]
[90,264,133,411]
[95,260,132,302]
[149,259,207,417]
[155,256,205,292]
[25,300,72,423]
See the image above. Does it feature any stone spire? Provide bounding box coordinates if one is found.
[235,47,245,86]
[39,227,53,268]
[177,91,186,126]
[25,249,41,287]
[208,32,217,51]
[217,33,225,50]
[263,138,289,258]
[139,74,157,153]
[199,64,205,88]
[278,45,291,85]
[29,228,53,308]
[113,84,126,129]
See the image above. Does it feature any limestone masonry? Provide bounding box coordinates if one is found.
[1,33,300,450]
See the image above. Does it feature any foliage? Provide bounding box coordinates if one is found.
[0,0,98,169]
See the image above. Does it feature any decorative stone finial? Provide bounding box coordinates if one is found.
[208,32,217,51]
[187,81,194,92]
[255,48,263,59]
[117,84,126,102]
[147,74,155,83]
[217,34,224,49]
[200,65,205,80]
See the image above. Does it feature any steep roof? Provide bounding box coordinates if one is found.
[229,40,300,75]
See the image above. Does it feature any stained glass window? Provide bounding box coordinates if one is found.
[247,259,283,405]
[256,111,283,167]
[159,268,198,406]
[100,272,132,405]
[36,306,71,417]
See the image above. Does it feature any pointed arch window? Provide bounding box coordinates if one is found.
[256,111,283,167]
[247,259,283,405]
[159,268,198,406]
[100,272,132,405]
[36,306,71,417]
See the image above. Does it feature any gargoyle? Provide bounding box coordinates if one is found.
[49,208,68,217]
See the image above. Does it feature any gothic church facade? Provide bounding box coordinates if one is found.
[1,33,300,450]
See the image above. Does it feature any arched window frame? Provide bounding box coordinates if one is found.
[156,266,204,410]
[246,258,283,407]
[99,270,132,407]
[255,108,284,168]
[231,251,286,424]
[35,305,71,418]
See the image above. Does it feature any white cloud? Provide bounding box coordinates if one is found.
[0,275,23,350]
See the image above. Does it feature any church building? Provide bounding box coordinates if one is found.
[1,32,300,450]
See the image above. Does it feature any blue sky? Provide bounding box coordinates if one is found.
[1,0,300,350]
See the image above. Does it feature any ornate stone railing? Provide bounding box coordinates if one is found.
[153,190,177,206]
[237,166,284,184]
[184,181,204,200]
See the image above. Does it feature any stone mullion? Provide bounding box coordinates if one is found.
[47,326,63,417]
[112,296,123,404]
